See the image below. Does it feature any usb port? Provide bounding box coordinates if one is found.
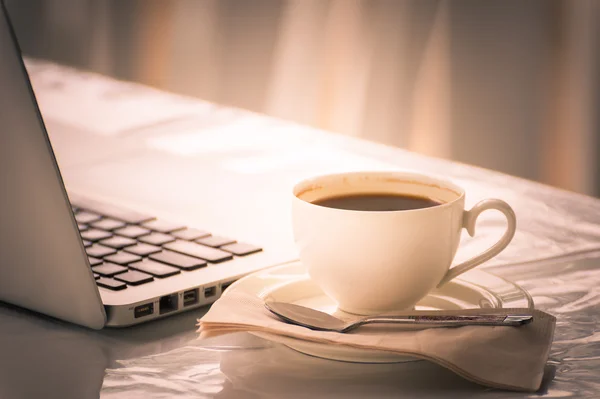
[183,289,199,307]
[221,280,234,293]
[134,302,154,318]
[204,286,216,298]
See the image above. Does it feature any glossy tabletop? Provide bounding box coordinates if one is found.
[1,60,600,398]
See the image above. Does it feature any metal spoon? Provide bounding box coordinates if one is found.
[265,301,533,333]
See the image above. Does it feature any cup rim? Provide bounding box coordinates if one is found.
[293,170,465,213]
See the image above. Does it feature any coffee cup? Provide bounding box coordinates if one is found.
[292,171,516,315]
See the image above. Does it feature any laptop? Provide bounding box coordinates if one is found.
[0,0,278,329]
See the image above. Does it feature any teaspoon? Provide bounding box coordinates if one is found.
[265,301,533,333]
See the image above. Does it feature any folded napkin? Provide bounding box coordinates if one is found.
[198,291,556,392]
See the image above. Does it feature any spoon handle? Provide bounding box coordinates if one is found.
[356,314,533,328]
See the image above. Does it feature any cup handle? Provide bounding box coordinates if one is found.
[437,199,516,287]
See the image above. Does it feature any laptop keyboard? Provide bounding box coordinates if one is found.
[71,202,262,291]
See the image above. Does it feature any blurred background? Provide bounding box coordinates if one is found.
[5,0,600,196]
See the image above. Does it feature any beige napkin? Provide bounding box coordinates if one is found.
[198,291,556,392]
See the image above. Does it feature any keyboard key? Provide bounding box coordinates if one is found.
[114,270,154,286]
[171,228,211,241]
[129,259,181,278]
[81,229,113,242]
[138,232,176,246]
[82,240,93,248]
[96,278,127,291]
[71,199,155,224]
[150,250,207,271]
[104,252,142,265]
[78,224,89,231]
[99,236,137,249]
[164,240,233,263]
[86,244,117,258]
[196,235,236,248]
[141,220,186,234]
[92,263,128,277]
[91,218,126,231]
[114,225,151,239]
[75,211,102,224]
[124,243,162,256]
[88,257,103,266]
[93,273,100,280]
[221,242,263,256]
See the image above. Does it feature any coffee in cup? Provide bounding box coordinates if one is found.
[292,171,516,315]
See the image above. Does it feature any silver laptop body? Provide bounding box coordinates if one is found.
[0,1,298,329]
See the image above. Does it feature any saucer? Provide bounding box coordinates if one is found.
[223,262,534,363]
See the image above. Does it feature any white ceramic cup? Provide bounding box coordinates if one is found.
[292,171,517,315]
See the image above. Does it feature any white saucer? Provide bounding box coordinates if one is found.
[223,262,534,363]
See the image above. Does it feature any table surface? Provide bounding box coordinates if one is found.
[1,60,600,399]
